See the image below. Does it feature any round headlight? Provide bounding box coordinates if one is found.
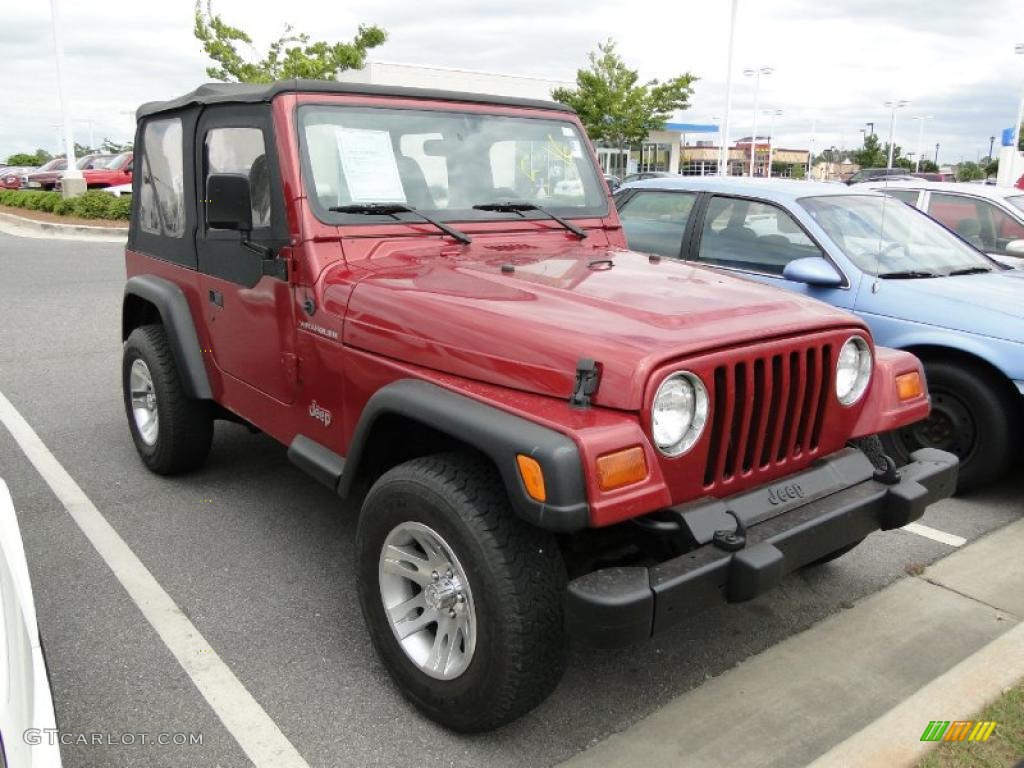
[836,336,872,405]
[652,371,709,457]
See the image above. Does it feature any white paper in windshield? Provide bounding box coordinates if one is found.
[335,128,406,203]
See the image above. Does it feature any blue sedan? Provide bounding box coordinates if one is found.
[615,176,1024,491]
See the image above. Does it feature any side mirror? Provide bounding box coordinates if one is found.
[1005,239,1024,258]
[206,173,252,231]
[783,256,843,287]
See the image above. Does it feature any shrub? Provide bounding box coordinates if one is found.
[0,188,128,221]
[109,196,132,219]
[70,190,115,219]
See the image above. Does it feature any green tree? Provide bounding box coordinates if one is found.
[101,138,133,153]
[551,40,696,171]
[193,0,387,83]
[986,158,999,177]
[956,161,984,182]
[851,134,886,168]
[918,159,939,173]
[790,163,806,180]
[5,149,51,166]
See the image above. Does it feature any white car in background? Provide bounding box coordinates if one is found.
[0,479,61,768]
[865,180,1024,267]
[98,183,132,197]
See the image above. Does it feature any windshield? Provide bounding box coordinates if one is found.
[298,105,607,223]
[1008,196,1024,214]
[800,194,995,276]
[77,154,113,169]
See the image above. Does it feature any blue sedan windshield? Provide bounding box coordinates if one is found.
[800,195,994,277]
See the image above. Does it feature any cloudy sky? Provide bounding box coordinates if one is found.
[4,0,1023,164]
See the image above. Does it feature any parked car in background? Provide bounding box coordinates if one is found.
[603,173,621,191]
[912,171,955,182]
[866,181,1024,266]
[99,182,133,197]
[616,176,1023,490]
[0,165,39,190]
[0,479,62,768]
[847,168,916,184]
[620,170,677,185]
[23,153,112,190]
[80,150,132,189]
[1017,174,1024,190]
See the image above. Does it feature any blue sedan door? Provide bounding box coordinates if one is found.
[690,195,858,310]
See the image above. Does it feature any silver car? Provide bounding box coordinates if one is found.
[863,180,1024,266]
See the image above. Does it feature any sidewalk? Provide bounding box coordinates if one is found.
[560,518,1024,768]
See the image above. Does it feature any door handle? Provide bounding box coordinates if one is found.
[208,289,223,308]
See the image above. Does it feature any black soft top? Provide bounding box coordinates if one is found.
[136,79,574,120]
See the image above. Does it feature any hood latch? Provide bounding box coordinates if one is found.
[569,358,601,409]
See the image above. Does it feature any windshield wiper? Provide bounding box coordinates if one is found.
[328,203,472,244]
[472,201,587,239]
[946,266,992,276]
[876,270,941,279]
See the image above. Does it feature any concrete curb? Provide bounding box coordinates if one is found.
[0,210,128,242]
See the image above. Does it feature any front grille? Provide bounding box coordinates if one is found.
[703,342,834,487]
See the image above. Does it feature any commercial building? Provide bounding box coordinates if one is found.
[679,138,810,177]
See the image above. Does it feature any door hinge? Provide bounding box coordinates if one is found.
[282,352,300,385]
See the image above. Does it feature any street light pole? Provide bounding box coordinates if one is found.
[935,143,940,166]
[911,115,932,173]
[49,0,83,197]
[718,0,739,177]
[884,99,909,169]
[764,109,782,177]
[744,66,773,177]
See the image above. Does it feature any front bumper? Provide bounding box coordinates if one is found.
[565,447,958,647]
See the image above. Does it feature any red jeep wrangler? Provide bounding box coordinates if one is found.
[122,80,957,732]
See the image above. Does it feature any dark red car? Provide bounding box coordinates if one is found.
[0,166,38,189]
[120,80,957,732]
[23,154,111,190]
[1016,173,1024,190]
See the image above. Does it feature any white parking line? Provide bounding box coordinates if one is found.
[902,521,967,548]
[0,390,310,768]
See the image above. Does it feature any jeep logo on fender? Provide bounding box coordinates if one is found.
[767,482,806,506]
[308,401,332,427]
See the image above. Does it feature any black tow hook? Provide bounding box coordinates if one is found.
[713,510,747,552]
[874,456,902,485]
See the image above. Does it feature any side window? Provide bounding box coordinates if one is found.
[139,118,184,237]
[618,191,697,258]
[975,199,1024,254]
[881,189,920,206]
[205,127,270,229]
[928,193,987,249]
[697,196,823,275]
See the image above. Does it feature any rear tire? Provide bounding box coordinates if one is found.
[355,452,566,732]
[122,324,213,474]
[880,360,1016,492]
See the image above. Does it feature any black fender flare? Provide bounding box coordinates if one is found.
[340,379,591,532]
[122,275,212,400]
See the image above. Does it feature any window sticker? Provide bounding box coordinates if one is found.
[335,128,406,203]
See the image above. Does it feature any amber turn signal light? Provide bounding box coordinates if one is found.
[596,446,648,491]
[516,455,547,502]
[896,371,924,401]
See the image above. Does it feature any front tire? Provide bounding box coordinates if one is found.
[122,324,213,474]
[881,360,1017,492]
[356,453,566,732]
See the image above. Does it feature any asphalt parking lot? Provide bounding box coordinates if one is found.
[0,229,1021,768]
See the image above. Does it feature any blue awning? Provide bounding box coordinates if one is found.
[663,122,719,133]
